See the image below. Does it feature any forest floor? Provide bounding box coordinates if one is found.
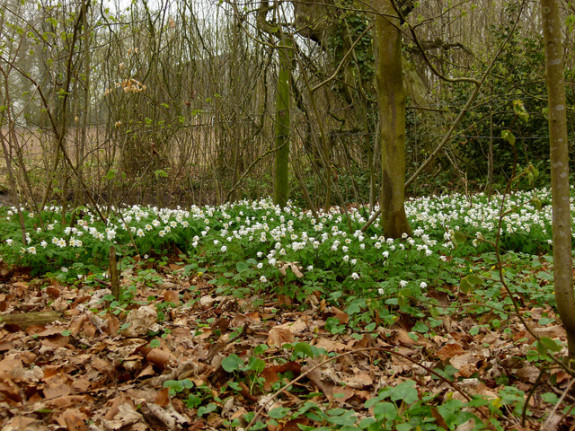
[0,255,573,431]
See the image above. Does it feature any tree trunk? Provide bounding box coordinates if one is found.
[374,0,411,238]
[274,36,292,208]
[0,311,62,329]
[540,0,575,360]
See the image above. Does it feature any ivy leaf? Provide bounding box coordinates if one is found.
[293,342,314,359]
[268,407,290,419]
[244,357,266,373]
[537,337,562,354]
[221,354,244,373]
[236,261,250,273]
[460,274,483,293]
[373,402,397,421]
[413,321,429,333]
[390,380,419,404]
[197,402,217,417]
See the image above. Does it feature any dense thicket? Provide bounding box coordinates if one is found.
[0,0,573,210]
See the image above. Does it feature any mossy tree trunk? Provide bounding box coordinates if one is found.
[374,0,411,238]
[540,0,575,360]
[273,37,292,208]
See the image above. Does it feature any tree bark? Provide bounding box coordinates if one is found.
[0,311,62,329]
[374,0,411,238]
[540,0,575,360]
[273,36,292,208]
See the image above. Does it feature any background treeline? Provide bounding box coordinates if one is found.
[0,0,573,210]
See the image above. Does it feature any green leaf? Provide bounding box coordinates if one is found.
[268,407,290,419]
[359,418,376,430]
[154,169,168,178]
[326,409,356,426]
[390,380,419,404]
[61,330,71,336]
[373,402,397,421]
[365,322,376,332]
[537,317,554,326]
[566,14,575,32]
[236,261,250,273]
[185,393,201,408]
[197,402,217,417]
[244,357,266,373]
[105,169,117,181]
[512,100,529,123]
[253,344,269,356]
[460,274,482,293]
[325,317,345,334]
[541,392,559,404]
[452,231,466,245]
[228,381,241,391]
[466,274,482,286]
[221,354,244,373]
[459,278,473,293]
[150,339,161,348]
[501,129,516,147]
[537,337,562,354]
[163,380,184,393]
[293,342,315,359]
[412,321,429,333]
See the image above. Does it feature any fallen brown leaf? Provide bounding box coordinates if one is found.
[267,327,294,346]
[436,343,466,361]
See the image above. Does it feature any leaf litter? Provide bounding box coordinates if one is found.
[0,259,573,431]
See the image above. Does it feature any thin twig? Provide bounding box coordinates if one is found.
[541,378,575,430]
[245,346,484,430]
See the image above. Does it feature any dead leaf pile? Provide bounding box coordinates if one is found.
[0,262,572,430]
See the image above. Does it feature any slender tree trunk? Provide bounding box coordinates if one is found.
[374,0,411,238]
[540,0,575,360]
[274,36,292,208]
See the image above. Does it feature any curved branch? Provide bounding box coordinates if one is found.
[310,23,373,93]
[390,0,479,85]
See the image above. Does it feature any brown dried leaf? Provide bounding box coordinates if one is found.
[516,365,540,383]
[329,307,349,325]
[164,290,180,304]
[533,325,566,339]
[2,417,42,430]
[278,262,304,278]
[345,371,373,389]
[314,337,347,352]
[146,348,176,369]
[106,312,121,336]
[56,408,89,431]
[155,387,171,407]
[45,285,60,299]
[436,343,466,361]
[44,372,73,399]
[46,394,93,410]
[267,327,294,346]
[261,361,301,391]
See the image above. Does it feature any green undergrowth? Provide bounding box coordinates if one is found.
[0,187,574,429]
